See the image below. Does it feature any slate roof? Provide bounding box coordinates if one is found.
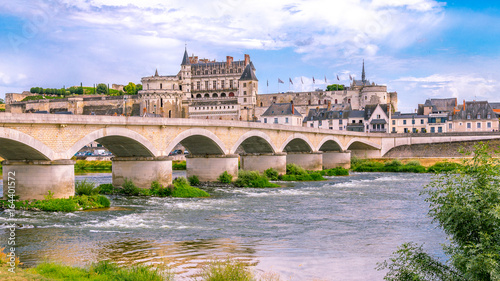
[239,63,258,81]
[364,104,388,120]
[261,103,302,117]
[453,101,495,121]
[345,110,365,118]
[423,98,457,113]
[181,48,190,65]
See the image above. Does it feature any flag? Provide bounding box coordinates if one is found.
[324,76,327,83]
[301,77,304,84]
[267,80,269,87]
[313,77,315,83]
[337,75,339,81]
[278,78,284,84]
[289,78,293,85]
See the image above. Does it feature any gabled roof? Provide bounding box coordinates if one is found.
[239,63,258,81]
[364,104,388,120]
[424,98,457,113]
[453,101,495,121]
[261,103,301,117]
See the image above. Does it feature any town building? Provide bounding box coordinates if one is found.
[259,102,303,126]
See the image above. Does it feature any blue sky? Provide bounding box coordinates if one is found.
[1,0,500,112]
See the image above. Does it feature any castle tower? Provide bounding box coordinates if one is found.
[361,59,366,84]
[238,62,258,120]
[180,46,192,99]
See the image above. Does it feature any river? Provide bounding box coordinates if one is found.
[0,172,447,280]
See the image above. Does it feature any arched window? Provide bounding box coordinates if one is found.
[308,100,311,105]
[168,110,171,118]
[204,93,210,98]
[335,99,338,104]
[348,99,351,103]
[160,83,162,89]
[229,92,235,97]
[221,93,226,97]
[318,100,321,105]
[212,93,218,98]
[196,94,202,98]
[260,102,263,107]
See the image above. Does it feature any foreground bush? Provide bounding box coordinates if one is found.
[171,177,210,198]
[426,161,462,173]
[199,259,254,281]
[234,171,280,188]
[379,143,500,280]
[279,164,326,181]
[320,167,350,176]
[0,194,110,212]
[351,159,427,173]
[188,175,200,186]
[121,179,141,196]
[263,168,279,180]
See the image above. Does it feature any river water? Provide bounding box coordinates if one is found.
[0,172,447,280]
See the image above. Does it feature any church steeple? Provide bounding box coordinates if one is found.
[361,59,366,84]
[181,46,190,66]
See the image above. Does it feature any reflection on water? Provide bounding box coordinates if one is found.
[0,172,446,280]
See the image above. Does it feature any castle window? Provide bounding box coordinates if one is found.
[318,100,321,105]
[244,91,247,95]
[197,71,200,75]
[213,70,217,74]
[467,114,471,119]
[308,100,311,105]
[421,119,424,124]
[196,94,201,98]
[348,99,351,103]
[230,69,233,74]
[213,93,218,98]
[264,118,267,123]
[147,84,149,90]
[213,81,216,89]
[477,113,481,119]
[229,92,235,97]
[204,93,210,98]
[477,122,481,128]
[335,99,337,104]
[168,110,171,118]
[221,69,225,74]
[197,81,200,90]
[160,99,163,107]
[160,83,162,89]
[205,81,209,89]
[238,68,241,72]
[244,98,247,102]
[221,93,226,97]
[243,83,246,87]
[221,81,225,89]
[324,99,327,104]
[365,96,367,100]
[229,80,233,88]
[487,114,491,119]
[205,70,208,75]
[487,122,492,128]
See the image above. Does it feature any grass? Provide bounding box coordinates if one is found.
[75,179,100,196]
[172,160,186,170]
[199,259,254,281]
[74,160,112,172]
[0,194,110,212]
[234,171,280,188]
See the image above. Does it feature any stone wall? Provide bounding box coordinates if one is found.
[384,139,500,157]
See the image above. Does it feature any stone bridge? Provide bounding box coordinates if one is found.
[1,113,499,199]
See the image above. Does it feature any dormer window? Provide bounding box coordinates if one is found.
[467,114,471,120]
[477,113,481,119]
[487,114,491,119]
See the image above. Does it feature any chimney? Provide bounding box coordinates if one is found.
[292,103,295,114]
[226,56,233,68]
[463,100,465,111]
[244,54,250,66]
[327,100,331,111]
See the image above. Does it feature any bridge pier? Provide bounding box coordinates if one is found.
[240,153,287,175]
[186,154,239,182]
[286,152,323,171]
[2,160,75,200]
[112,156,172,188]
[322,151,351,169]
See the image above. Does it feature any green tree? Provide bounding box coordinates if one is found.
[379,142,500,280]
[96,83,107,95]
[123,82,137,95]
[0,98,4,104]
[136,84,142,92]
[326,84,344,91]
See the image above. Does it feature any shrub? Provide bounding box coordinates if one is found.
[171,177,210,198]
[405,160,421,166]
[97,183,115,195]
[351,160,384,172]
[427,161,462,173]
[75,179,99,196]
[263,168,279,180]
[150,181,173,197]
[172,160,186,170]
[188,175,200,186]
[121,179,140,196]
[199,258,254,281]
[218,171,233,184]
[234,171,279,188]
[286,164,308,176]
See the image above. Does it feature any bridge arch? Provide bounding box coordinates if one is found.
[279,134,315,153]
[230,131,277,154]
[317,136,344,152]
[66,127,158,159]
[345,138,381,150]
[166,128,226,156]
[0,127,55,160]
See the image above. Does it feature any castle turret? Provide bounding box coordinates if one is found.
[361,59,366,84]
[238,62,258,119]
[180,47,192,98]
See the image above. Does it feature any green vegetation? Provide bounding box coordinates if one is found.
[173,160,186,170]
[426,161,463,173]
[75,179,100,196]
[0,98,4,104]
[234,170,280,188]
[278,164,326,181]
[199,259,254,281]
[95,83,108,95]
[22,95,67,101]
[318,167,350,176]
[97,177,209,198]
[188,175,200,186]
[0,194,110,212]
[326,84,345,91]
[218,171,233,184]
[264,168,279,180]
[378,143,500,280]
[123,82,142,95]
[34,260,172,281]
[351,158,428,173]
[74,160,112,172]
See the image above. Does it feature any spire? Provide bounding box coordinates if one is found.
[154,69,158,77]
[361,59,366,84]
[181,46,190,65]
[239,63,258,81]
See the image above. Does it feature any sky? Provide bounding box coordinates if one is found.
[1,0,500,112]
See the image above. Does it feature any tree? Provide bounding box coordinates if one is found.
[0,98,4,104]
[96,83,107,95]
[123,82,136,95]
[326,84,344,91]
[136,84,142,92]
[379,142,500,280]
